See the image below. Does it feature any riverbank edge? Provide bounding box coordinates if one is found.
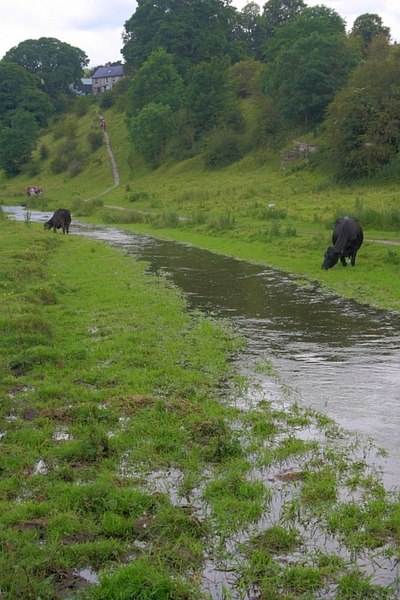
[80,215,400,314]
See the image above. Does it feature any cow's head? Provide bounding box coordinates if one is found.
[44,221,51,230]
[321,247,339,269]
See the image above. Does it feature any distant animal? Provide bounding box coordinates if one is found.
[26,186,43,198]
[44,209,71,234]
[321,217,363,269]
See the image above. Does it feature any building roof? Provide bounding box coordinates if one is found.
[92,65,124,79]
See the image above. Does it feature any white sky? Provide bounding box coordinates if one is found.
[0,1,399,68]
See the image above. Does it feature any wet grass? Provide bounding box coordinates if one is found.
[1,217,400,599]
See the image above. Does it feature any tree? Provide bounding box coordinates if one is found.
[128,102,174,166]
[351,13,390,55]
[262,0,305,37]
[323,47,400,180]
[126,48,184,118]
[0,61,52,126]
[264,5,347,62]
[0,110,38,176]
[234,2,264,58]
[184,56,241,138]
[122,0,241,77]
[264,32,356,125]
[3,38,88,106]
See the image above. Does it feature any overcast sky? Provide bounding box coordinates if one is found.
[1,1,399,68]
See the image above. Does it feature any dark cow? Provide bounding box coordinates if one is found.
[44,209,71,234]
[321,216,363,270]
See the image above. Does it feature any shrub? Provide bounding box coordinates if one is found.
[68,158,84,177]
[101,210,145,224]
[87,131,104,152]
[71,198,103,216]
[204,129,244,170]
[99,90,115,110]
[39,144,49,160]
[128,191,154,202]
[50,156,69,174]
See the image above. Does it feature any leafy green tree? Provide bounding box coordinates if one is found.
[323,48,400,180]
[128,102,174,166]
[350,13,390,55]
[184,56,241,138]
[264,5,347,61]
[3,37,88,105]
[229,59,264,98]
[122,0,241,76]
[126,48,184,118]
[0,61,52,126]
[235,2,264,58]
[0,110,38,176]
[264,32,356,125]
[262,0,305,37]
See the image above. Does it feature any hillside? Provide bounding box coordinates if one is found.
[1,101,400,312]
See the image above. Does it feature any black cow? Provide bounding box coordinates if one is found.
[44,209,71,234]
[321,217,363,269]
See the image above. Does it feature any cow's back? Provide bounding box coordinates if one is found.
[332,217,363,252]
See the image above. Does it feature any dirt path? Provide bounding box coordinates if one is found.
[103,130,120,187]
[366,238,400,246]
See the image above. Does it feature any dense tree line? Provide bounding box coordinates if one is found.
[0,1,397,181]
[121,0,397,180]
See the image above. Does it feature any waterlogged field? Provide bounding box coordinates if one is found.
[1,216,400,599]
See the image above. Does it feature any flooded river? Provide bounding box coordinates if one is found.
[5,207,400,488]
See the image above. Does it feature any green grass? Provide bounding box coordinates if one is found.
[1,102,399,312]
[0,218,400,598]
[1,104,400,598]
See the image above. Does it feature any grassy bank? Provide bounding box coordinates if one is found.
[1,216,400,599]
[1,104,399,313]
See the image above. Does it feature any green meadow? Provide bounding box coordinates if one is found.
[1,101,399,312]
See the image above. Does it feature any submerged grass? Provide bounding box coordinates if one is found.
[1,217,400,599]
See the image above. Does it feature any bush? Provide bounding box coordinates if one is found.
[68,158,84,177]
[71,198,104,215]
[99,90,115,110]
[87,131,104,152]
[50,156,69,174]
[39,144,49,160]
[128,190,154,202]
[21,160,41,177]
[204,129,244,170]
[101,209,145,224]
[73,95,94,117]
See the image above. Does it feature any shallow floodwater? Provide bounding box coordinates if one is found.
[5,207,400,488]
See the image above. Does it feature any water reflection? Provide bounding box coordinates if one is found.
[4,206,400,486]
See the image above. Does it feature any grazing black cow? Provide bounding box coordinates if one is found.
[44,209,71,234]
[321,216,363,269]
